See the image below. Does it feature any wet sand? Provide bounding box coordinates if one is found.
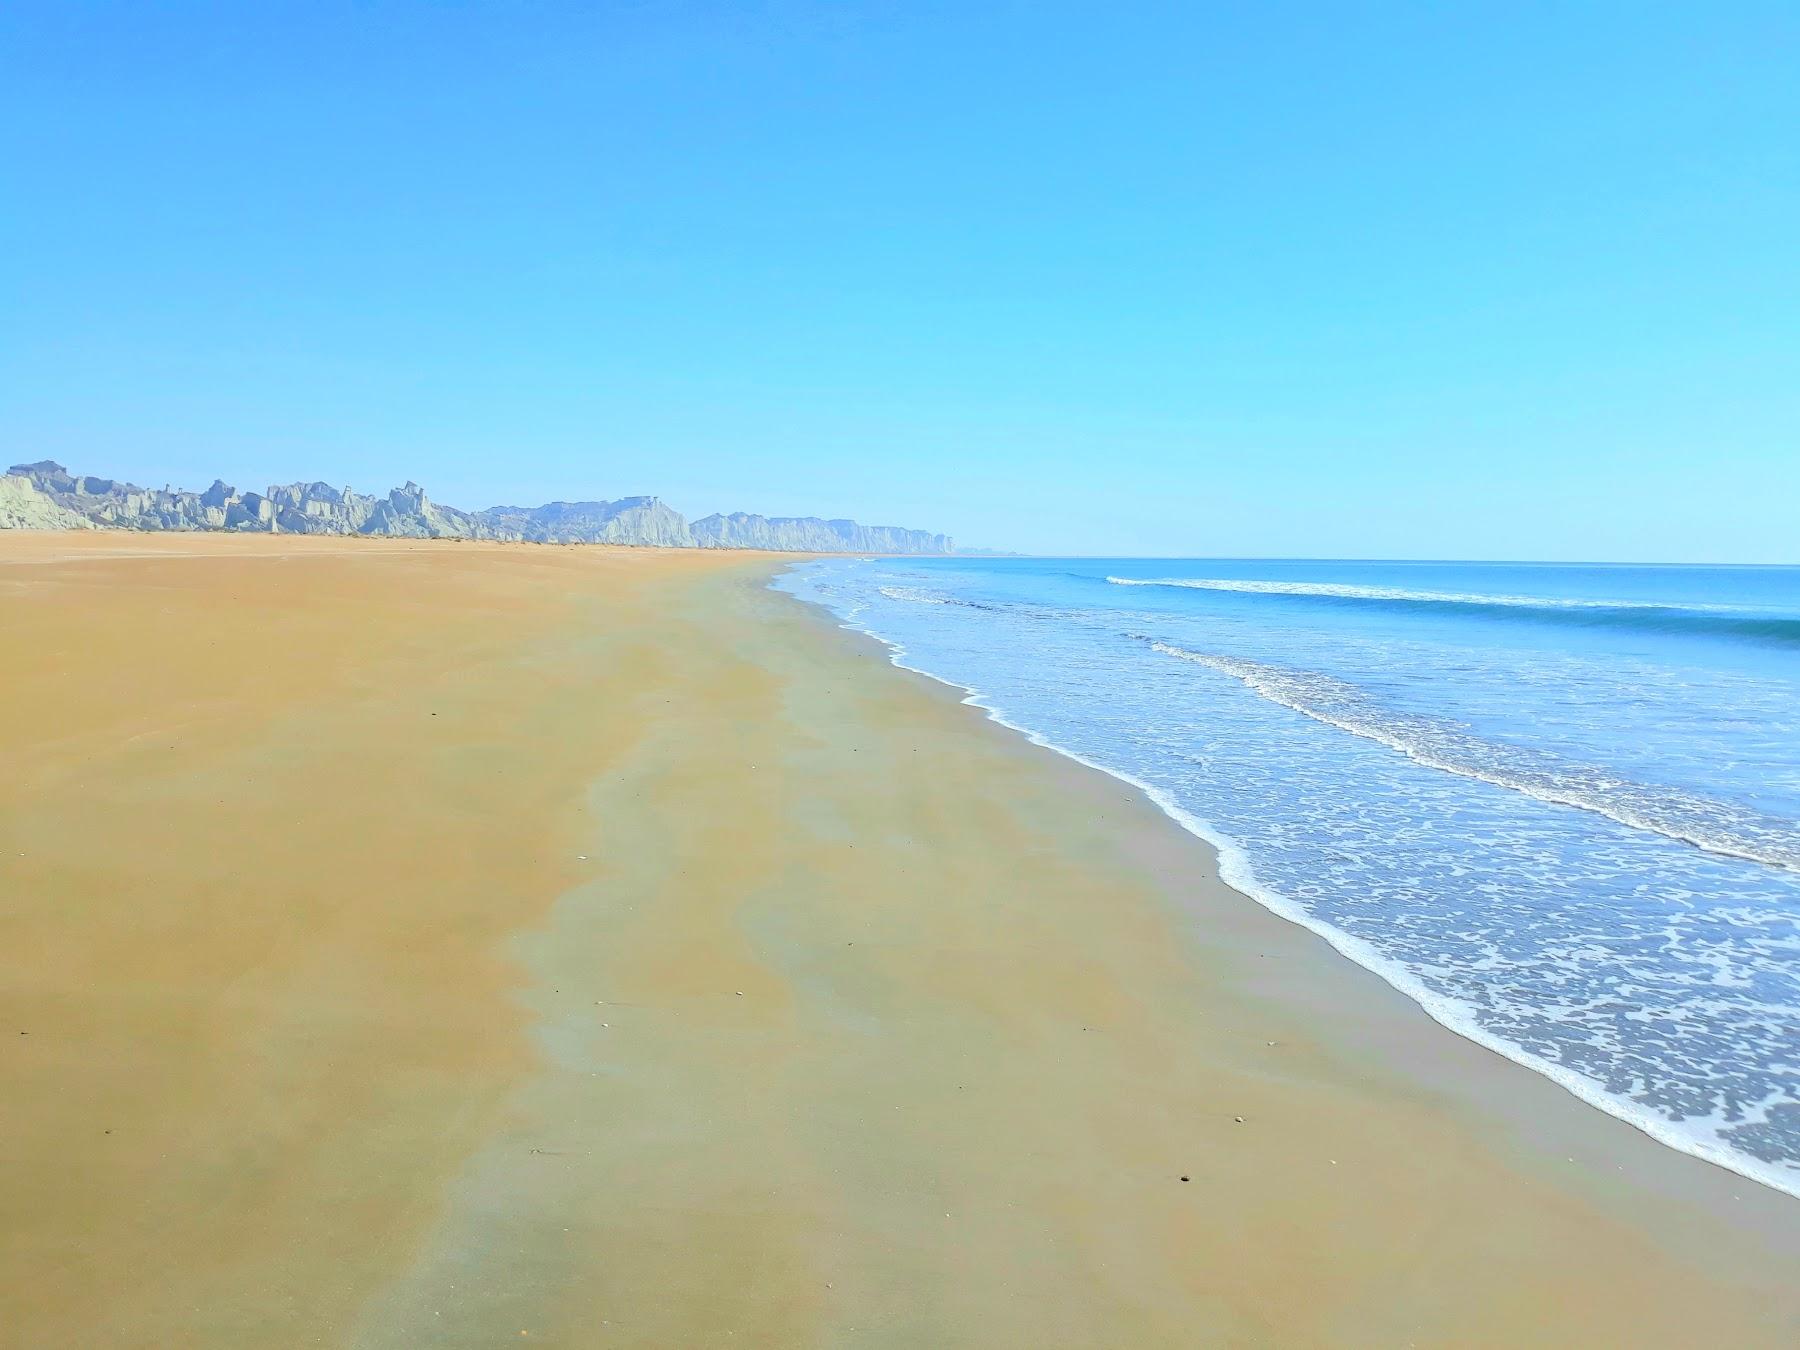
[1,532,1795,1347]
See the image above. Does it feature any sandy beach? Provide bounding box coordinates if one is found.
[2,533,1795,1348]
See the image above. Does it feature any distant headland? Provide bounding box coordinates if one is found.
[0,460,956,554]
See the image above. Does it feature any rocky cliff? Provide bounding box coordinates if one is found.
[691,512,953,553]
[265,480,382,532]
[473,497,695,547]
[0,471,95,530]
[0,460,955,553]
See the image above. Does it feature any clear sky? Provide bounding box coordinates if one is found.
[3,3,1796,559]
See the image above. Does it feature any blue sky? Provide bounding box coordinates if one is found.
[3,2,1796,559]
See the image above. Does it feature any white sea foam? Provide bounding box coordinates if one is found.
[878,584,1002,613]
[878,584,949,604]
[1146,641,1800,875]
[1106,575,1755,613]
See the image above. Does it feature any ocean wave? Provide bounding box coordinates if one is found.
[1146,640,1800,875]
[779,563,1800,1198]
[877,585,1007,613]
[1105,575,1752,609]
[1106,577,1800,646]
[878,584,951,604]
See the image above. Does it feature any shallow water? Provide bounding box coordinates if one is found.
[777,557,1800,1196]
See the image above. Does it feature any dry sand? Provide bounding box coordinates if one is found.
[1,532,1795,1347]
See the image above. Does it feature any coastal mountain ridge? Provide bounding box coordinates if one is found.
[0,461,954,554]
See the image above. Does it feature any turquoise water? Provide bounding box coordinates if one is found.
[777,558,1800,1196]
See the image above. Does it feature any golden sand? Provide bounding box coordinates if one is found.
[1,533,1794,1347]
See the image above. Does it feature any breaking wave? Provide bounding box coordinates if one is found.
[1107,577,1800,647]
[1146,639,1800,874]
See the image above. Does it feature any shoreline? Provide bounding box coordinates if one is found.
[782,566,1800,1202]
[4,533,1796,1346]
[774,571,1800,1238]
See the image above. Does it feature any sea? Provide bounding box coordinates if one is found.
[775,557,1800,1197]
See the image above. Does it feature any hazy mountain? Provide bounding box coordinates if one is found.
[473,497,695,547]
[691,512,953,554]
[1,461,954,554]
